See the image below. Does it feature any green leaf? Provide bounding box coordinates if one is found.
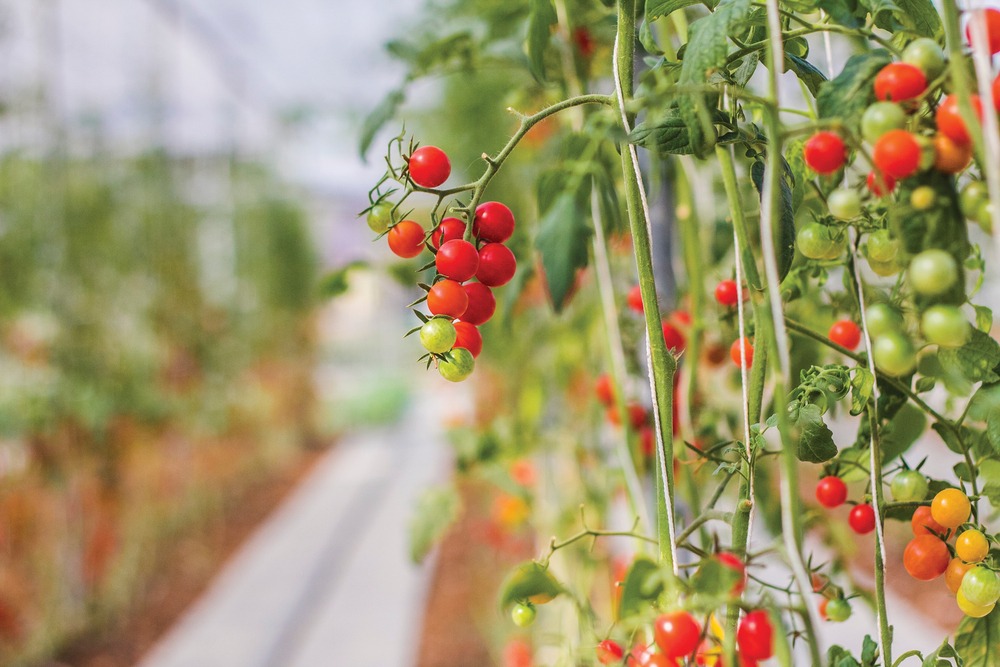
[827,645,863,667]
[526,0,557,82]
[859,0,903,32]
[893,0,943,37]
[954,608,1000,667]
[690,557,740,597]
[881,403,927,462]
[987,414,1000,455]
[360,88,406,158]
[750,159,796,282]
[629,108,730,157]
[785,54,828,96]
[816,50,893,130]
[933,422,967,455]
[499,561,563,609]
[851,368,875,416]
[618,556,664,619]
[318,261,367,299]
[938,328,1000,384]
[978,459,1000,506]
[861,635,880,667]
[534,191,592,312]
[793,402,838,463]
[647,0,708,21]
[975,305,993,332]
[409,485,461,563]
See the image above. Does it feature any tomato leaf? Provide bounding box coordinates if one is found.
[317,261,367,300]
[526,0,557,82]
[975,305,993,333]
[880,403,927,463]
[784,54,828,96]
[690,557,739,598]
[850,368,875,416]
[816,50,892,132]
[938,328,1000,384]
[892,0,943,38]
[409,485,461,563]
[954,607,1000,667]
[646,0,713,22]
[534,191,592,313]
[792,402,838,463]
[827,645,862,667]
[629,107,730,156]
[360,88,406,158]
[750,159,796,282]
[618,556,664,620]
[499,561,563,609]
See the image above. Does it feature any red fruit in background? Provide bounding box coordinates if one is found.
[849,503,877,534]
[431,217,467,248]
[639,426,655,456]
[730,337,753,367]
[911,505,946,536]
[408,145,451,188]
[453,321,483,357]
[715,279,740,306]
[803,132,847,174]
[627,284,644,313]
[936,94,983,145]
[596,640,625,665]
[873,62,927,102]
[672,310,692,326]
[662,322,686,352]
[717,552,747,595]
[994,73,1000,111]
[387,220,425,258]
[476,243,517,286]
[965,8,1000,55]
[737,610,774,660]
[829,320,862,350]
[573,26,596,58]
[595,373,615,406]
[435,239,479,281]
[903,534,950,580]
[473,201,516,243]
[816,476,847,508]
[461,282,495,325]
[427,279,468,318]
[503,639,534,667]
[819,598,830,620]
[510,459,536,486]
[866,170,897,197]
[608,402,647,429]
[872,130,922,179]
[654,610,701,658]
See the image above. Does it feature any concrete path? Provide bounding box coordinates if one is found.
[138,392,453,667]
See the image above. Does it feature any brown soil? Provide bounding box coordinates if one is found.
[49,448,325,667]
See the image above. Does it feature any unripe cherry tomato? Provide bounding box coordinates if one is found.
[803,132,847,173]
[387,220,426,258]
[435,239,479,281]
[797,223,837,260]
[654,610,701,658]
[946,557,973,593]
[438,347,475,382]
[596,640,624,665]
[828,188,862,220]
[420,318,457,354]
[908,249,959,297]
[902,38,946,80]
[959,566,1000,607]
[873,62,927,102]
[829,320,862,350]
[737,610,774,660]
[662,322,686,352]
[903,534,950,580]
[715,279,740,306]
[933,133,973,173]
[825,598,852,622]
[957,588,996,618]
[955,529,990,563]
[431,217,467,248]
[911,505,946,536]
[921,305,970,348]
[730,337,753,368]
[965,7,1000,55]
[366,201,394,233]
[453,321,483,358]
[473,201,516,243]
[427,279,468,318]
[873,129,922,179]
[910,185,937,210]
[936,94,983,145]
[866,169,897,197]
[849,503,877,534]
[476,243,517,287]
[408,145,451,188]
[867,230,899,263]
[461,282,496,325]
[931,488,971,529]
[873,333,916,376]
[511,602,536,627]
[890,470,929,502]
[861,101,908,144]
[628,284,644,313]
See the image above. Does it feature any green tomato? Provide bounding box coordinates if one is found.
[861,102,908,144]
[867,230,899,263]
[977,202,995,234]
[921,305,970,348]
[908,249,959,297]
[873,332,917,376]
[797,223,836,260]
[366,201,394,233]
[825,598,852,622]
[828,189,862,220]
[910,185,936,211]
[438,347,475,382]
[959,566,1000,607]
[866,303,904,337]
[511,603,536,627]
[915,134,937,172]
[891,470,929,502]
[960,181,989,220]
[902,38,947,81]
[420,317,457,354]
[869,258,901,276]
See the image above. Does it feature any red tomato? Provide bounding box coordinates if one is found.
[803,132,847,174]
[608,402,647,429]
[903,534,950,580]
[866,170,897,197]
[473,201,516,243]
[654,611,701,658]
[715,279,741,307]
[435,239,479,281]
[461,282,496,325]
[639,426,655,457]
[737,610,774,660]
[849,503,877,534]
[431,217,467,248]
[829,320,862,350]
[815,476,848,508]
[911,505,946,537]
[873,62,927,102]
[387,220,426,258]
[408,145,451,188]
[503,639,534,667]
[730,337,754,367]
[936,94,983,145]
[595,373,615,406]
[872,129,922,179]
[662,322,686,352]
[453,321,483,357]
[627,285,644,313]
[965,8,1000,55]
[427,279,468,318]
[596,640,625,665]
[476,243,517,286]
[717,552,747,595]
[933,132,973,173]
[994,73,1000,111]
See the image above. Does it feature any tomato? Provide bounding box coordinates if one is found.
[654,611,701,658]
[730,337,754,367]
[865,303,902,337]
[503,639,533,667]
[476,243,517,287]
[628,284,645,312]
[639,426,655,456]
[956,529,990,563]
[933,133,973,173]
[461,282,496,325]
[869,257,901,277]
[438,347,475,382]
[829,320,862,350]
[797,223,837,260]
[511,602,536,627]
[931,488,971,529]
[946,558,973,593]
[873,62,927,102]
[866,169,897,197]
[815,476,847,508]
[419,318,457,354]
[908,249,958,296]
[435,239,480,281]
[911,505,946,536]
[902,37,946,80]
[921,305,970,348]
[473,201,516,243]
[453,321,483,358]
[995,72,1000,111]
[873,129,922,179]
[608,402,648,429]
[828,188,862,220]
[737,610,774,660]
[909,185,937,210]
[861,102,907,144]
[717,552,747,595]
[427,279,469,318]
[956,588,996,618]
[936,94,983,145]
[366,201,394,233]
[714,279,741,306]
[903,535,950,580]
[890,470,929,502]
[596,640,625,665]
[803,131,847,174]
[872,333,916,376]
[387,220,426,258]
[959,566,1000,607]
[960,181,990,221]
[431,217,467,248]
[662,322,686,352]
[595,373,615,406]
[408,145,451,188]
[849,503,877,534]
[867,230,899,263]
[965,7,1000,55]
[825,598,852,622]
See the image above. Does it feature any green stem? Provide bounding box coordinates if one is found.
[675,509,735,546]
[891,650,924,667]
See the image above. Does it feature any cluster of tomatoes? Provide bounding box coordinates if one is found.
[366,145,518,382]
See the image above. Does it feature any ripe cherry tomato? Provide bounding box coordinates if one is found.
[902,37,946,80]
[965,7,1000,55]
[387,220,426,258]
[596,640,624,665]
[737,610,774,660]
[829,320,862,350]
[903,534,950,580]
[511,602,536,627]
[473,201,516,243]
[438,347,475,382]
[420,318,457,354]
[911,505,946,536]
[946,557,973,593]
[849,503,877,534]
[921,305,970,348]
[873,62,927,102]
[431,217,467,248]
[730,337,754,367]
[816,476,848,508]
[825,598,852,622]
[933,133,973,173]
[662,322,686,352]
[717,552,747,595]
[872,130,922,179]
[959,566,1000,607]
[861,101,907,144]
[872,333,916,376]
[890,470,928,502]
[408,145,451,188]
[828,188,862,220]
[476,243,517,287]
[366,201,394,233]
[435,239,480,281]
[628,285,644,313]
[654,611,701,658]
[803,131,847,174]
[931,488,971,529]
[715,279,740,307]
[955,529,990,563]
[453,321,483,358]
[908,249,959,296]
[461,282,495,325]
[427,279,468,318]
[595,373,615,406]
[866,169,897,197]
[936,94,983,145]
